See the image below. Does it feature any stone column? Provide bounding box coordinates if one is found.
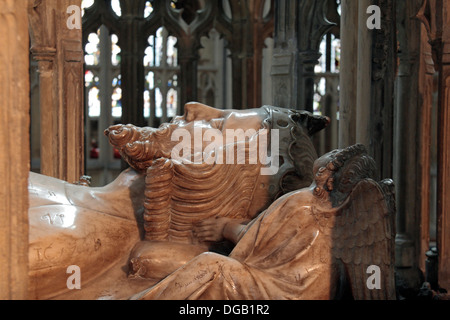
[271,0,298,109]
[0,0,30,299]
[298,51,322,111]
[31,49,57,175]
[369,0,397,181]
[339,0,397,178]
[98,25,115,176]
[415,0,450,290]
[394,0,420,280]
[272,0,334,111]
[355,0,372,148]
[393,0,433,291]
[178,40,200,110]
[28,0,84,183]
[434,0,450,290]
[217,0,274,109]
[339,0,358,148]
[417,24,435,276]
[119,0,146,128]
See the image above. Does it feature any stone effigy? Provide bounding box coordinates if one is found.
[28,102,329,299]
[105,103,330,280]
[130,144,397,300]
[28,103,397,300]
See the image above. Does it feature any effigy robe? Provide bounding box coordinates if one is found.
[135,189,339,300]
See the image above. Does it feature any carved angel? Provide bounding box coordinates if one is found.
[131,144,396,300]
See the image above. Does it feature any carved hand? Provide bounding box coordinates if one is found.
[193,217,230,242]
[193,217,249,244]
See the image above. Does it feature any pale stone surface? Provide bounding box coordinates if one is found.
[0,0,30,300]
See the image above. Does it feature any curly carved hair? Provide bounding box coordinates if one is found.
[313,144,377,207]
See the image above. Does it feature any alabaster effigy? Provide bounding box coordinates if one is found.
[130,144,397,300]
[28,103,396,300]
[28,102,330,299]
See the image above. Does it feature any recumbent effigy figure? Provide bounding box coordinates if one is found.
[105,102,330,281]
[130,144,397,300]
[28,102,329,299]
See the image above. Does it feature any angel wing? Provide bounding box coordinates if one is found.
[331,178,396,300]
